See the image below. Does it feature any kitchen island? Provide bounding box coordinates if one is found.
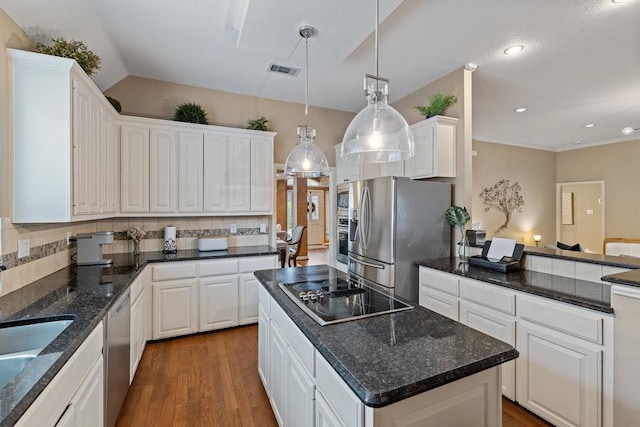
[255,265,518,426]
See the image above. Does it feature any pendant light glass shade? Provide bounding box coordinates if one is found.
[284,125,329,177]
[341,0,414,163]
[284,26,330,177]
[341,76,414,162]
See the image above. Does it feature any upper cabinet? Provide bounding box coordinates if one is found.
[9,49,120,223]
[405,116,458,179]
[120,115,275,216]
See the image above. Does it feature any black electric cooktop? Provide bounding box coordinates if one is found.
[278,277,413,326]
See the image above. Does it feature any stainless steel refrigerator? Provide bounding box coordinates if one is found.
[348,176,451,303]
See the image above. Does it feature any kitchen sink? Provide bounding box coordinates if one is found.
[0,316,74,389]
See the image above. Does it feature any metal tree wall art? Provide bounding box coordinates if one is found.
[479,179,525,234]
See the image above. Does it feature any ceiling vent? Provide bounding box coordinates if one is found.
[268,63,301,76]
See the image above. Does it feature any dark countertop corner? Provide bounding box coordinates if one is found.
[602,268,640,288]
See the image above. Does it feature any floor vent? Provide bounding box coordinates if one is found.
[268,63,301,76]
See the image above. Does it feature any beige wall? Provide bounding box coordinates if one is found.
[103,76,355,166]
[557,139,640,239]
[472,141,556,247]
[558,183,603,253]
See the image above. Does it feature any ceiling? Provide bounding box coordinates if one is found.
[1,0,638,151]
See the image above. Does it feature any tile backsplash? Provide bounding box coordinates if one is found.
[0,215,271,297]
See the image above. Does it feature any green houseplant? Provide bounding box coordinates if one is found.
[105,96,122,113]
[247,116,269,131]
[414,92,457,119]
[34,38,101,76]
[173,102,209,124]
[445,205,471,261]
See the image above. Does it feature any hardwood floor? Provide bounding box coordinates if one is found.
[117,325,551,427]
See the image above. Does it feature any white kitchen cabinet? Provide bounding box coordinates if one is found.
[199,275,239,331]
[203,133,228,212]
[178,131,204,212]
[16,323,104,427]
[239,274,261,325]
[517,321,602,427]
[149,127,178,212]
[460,301,516,400]
[269,321,288,426]
[101,113,120,214]
[335,143,362,184]
[152,279,198,339]
[228,136,252,212]
[418,287,459,321]
[315,390,344,427]
[285,348,315,427]
[405,116,458,179]
[258,303,270,388]
[250,138,274,213]
[9,49,119,223]
[121,124,150,213]
[130,270,149,383]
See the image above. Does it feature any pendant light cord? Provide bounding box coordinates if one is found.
[375,0,379,77]
[305,34,309,128]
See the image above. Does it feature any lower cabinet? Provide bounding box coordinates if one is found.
[239,274,260,325]
[200,275,239,331]
[315,390,344,427]
[153,278,198,339]
[418,266,612,427]
[130,268,151,383]
[517,321,602,427]
[268,322,288,426]
[285,347,315,426]
[16,323,104,427]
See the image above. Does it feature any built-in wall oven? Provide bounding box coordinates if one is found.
[337,215,349,264]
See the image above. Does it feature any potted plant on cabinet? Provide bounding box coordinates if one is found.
[414,92,457,119]
[34,37,101,76]
[173,102,209,124]
[247,116,269,131]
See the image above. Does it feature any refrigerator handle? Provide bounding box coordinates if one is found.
[349,254,384,269]
[361,186,371,249]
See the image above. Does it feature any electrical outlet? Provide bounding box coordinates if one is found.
[18,239,30,259]
[259,223,267,233]
[66,232,73,245]
[230,224,237,234]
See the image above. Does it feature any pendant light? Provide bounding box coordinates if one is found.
[284,26,330,177]
[341,0,414,163]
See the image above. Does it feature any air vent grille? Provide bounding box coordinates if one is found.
[268,63,301,76]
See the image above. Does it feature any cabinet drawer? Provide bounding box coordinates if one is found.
[199,259,238,277]
[419,287,459,321]
[460,278,515,315]
[518,295,604,344]
[239,255,277,273]
[315,350,363,427]
[419,267,459,296]
[271,301,314,374]
[152,262,197,281]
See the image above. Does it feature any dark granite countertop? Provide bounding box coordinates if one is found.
[0,245,278,427]
[254,265,519,408]
[417,258,612,313]
[602,268,640,288]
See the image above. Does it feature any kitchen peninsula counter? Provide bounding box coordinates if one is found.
[417,257,612,313]
[254,265,518,409]
[0,246,278,427]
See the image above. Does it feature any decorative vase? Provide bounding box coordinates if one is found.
[458,234,469,262]
[132,240,140,256]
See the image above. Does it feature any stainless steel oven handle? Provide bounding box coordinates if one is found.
[349,255,384,269]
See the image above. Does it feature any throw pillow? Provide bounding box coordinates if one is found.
[557,241,581,252]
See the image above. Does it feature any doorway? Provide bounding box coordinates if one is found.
[307,189,325,247]
[556,180,605,253]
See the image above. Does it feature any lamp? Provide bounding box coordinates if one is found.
[622,126,639,136]
[284,26,330,177]
[340,0,414,163]
[533,234,542,247]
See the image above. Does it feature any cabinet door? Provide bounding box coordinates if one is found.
[239,274,260,325]
[203,133,228,212]
[227,136,251,212]
[250,138,273,212]
[121,125,150,212]
[335,142,363,183]
[517,322,602,427]
[199,275,239,331]
[130,287,147,383]
[73,356,104,427]
[418,286,459,321]
[72,77,93,216]
[405,120,435,178]
[149,127,178,212]
[100,113,119,214]
[152,279,198,339]
[178,131,204,212]
[285,349,315,427]
[258,304,270,390]
[54,405,76,427]
[460,301,516,400]
[315,390,344,427]
[269,322,287,427]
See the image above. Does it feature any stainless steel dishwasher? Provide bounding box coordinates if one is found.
[105,290,130,427]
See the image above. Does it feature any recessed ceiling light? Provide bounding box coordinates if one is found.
[514,107,527,113]
[612,0,625,3]
[504,45,524,55]
[584,123,596,128]
[622,127,636,135]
